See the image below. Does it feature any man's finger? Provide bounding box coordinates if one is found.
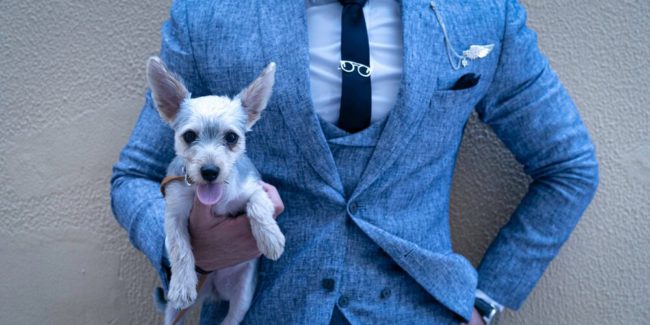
[260,181,285,217]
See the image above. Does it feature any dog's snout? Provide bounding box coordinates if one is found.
[200,165,220,182]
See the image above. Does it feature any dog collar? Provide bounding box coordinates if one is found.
[159,175,185,197]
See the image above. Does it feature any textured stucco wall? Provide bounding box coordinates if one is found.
[0,0,647,324]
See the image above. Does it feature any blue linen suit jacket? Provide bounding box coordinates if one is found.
[110,0,599,322]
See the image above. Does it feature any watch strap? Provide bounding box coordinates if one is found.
[475,296,499,325]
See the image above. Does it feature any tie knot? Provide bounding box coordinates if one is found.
[339,0,367,6]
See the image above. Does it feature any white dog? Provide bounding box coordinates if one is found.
[147,57,285,325]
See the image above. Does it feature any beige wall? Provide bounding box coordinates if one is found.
[1,0,648,324]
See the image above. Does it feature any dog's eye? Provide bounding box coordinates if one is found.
[182,130,198,144]
[224,131,239,145]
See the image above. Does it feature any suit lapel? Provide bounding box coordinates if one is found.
[258,1,344,195]
[350,0,446,200]
[257,1,446,200]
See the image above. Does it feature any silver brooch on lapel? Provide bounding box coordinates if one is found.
[430,1,494,70]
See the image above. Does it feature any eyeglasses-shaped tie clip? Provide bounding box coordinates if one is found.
[338,60,372,77]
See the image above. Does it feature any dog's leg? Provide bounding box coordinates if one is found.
[164,182,199,310]
[164,303,189,325]
[164,274,212,325]
[246,188,285,260]
[216,260,258,325]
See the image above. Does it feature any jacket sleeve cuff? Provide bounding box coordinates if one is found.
[111,176,171,290]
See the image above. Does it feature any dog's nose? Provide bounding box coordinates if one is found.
[200,165,220,182]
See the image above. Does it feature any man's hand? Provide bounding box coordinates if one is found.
[188,181,284,272]
[461,307,485,325]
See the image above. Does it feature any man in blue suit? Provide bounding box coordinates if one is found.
[111,0,599,324]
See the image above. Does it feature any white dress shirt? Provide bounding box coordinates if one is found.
[306,0,403,125]
[305,0,505,313]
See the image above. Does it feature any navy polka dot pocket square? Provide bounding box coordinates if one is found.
[451,73,480,90]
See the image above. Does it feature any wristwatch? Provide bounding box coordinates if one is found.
[474,296,499,325]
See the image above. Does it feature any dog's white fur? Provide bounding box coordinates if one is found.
[147,57,284,325]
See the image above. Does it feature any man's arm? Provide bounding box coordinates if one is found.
[110,0,205,289]
[473,0,599,309]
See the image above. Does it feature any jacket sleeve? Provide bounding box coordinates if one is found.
[473,0,599,309]
[109,0,206,289]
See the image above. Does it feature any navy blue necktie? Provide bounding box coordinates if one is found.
[338,0,371,133]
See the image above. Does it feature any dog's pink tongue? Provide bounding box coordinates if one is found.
[196,183,223,206]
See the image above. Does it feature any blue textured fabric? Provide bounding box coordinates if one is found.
[318,116,459,324]
[110,0,599,323]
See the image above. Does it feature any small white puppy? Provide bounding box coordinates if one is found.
[147,57,285,325]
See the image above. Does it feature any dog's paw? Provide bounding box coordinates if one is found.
[167,272,198,310]
[252,223,285,261]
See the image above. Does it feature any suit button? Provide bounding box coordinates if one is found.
[380,288,392,299]
[321,278,335,292]
[349,202,358,214]
[338,295,350,308]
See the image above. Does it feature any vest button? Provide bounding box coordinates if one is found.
[380,288,392,299]
[321,278,336,292]
[349,202,358,214]
[338,295,350,308]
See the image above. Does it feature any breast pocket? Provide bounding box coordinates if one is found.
[430,37,500,112]
[429,76,486,112]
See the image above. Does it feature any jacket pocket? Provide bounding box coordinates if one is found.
[430,76,484,110]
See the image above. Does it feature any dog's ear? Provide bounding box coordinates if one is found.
[146,56,189,122]
[238,62,276,129]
